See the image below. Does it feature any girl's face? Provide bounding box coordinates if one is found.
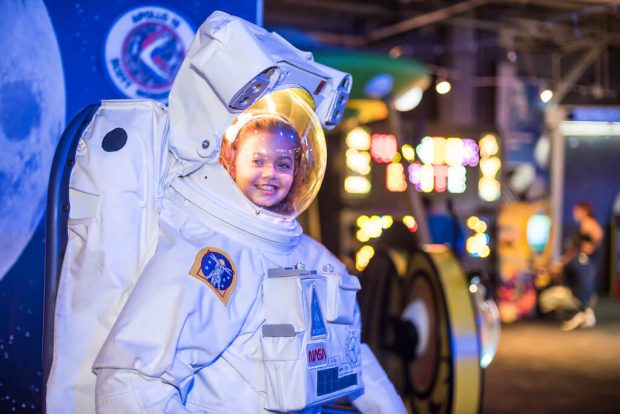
[573,206,586,222]
[232,131,296,208]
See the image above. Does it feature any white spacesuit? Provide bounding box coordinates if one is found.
[47,11,406,414]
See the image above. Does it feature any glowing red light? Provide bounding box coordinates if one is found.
[370,134,398,163]
[434,165,448,193]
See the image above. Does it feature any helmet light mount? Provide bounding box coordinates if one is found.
[229,67,280,111]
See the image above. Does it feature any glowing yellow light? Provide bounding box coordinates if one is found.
[475,220,488,233]
[436,80,452,95]
[467,216,480,229]
[402,215,418,232]
[479,245,491,258]
[466,236,475,253]
[479,134,499,157]
[344,176,372,194]
[479,177,501,202]
[381,215,394,229]
[480,156,501,177]
[392,152,402,163]
[420,164,435,192]
[447,166,466,193]
[357,215,389,241]
[356,229,370,243]
[386,162,407,192]
[433,137,446,165]
[346,127,371,150]
[346,149,371,175]
[356,215,370,227]
[364,216,383,239]
[401,144,415,162]
[445,138,464,166]
[416,136,434,164]
[355,245,376,271]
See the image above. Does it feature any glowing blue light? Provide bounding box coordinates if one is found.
[527,212,551,254]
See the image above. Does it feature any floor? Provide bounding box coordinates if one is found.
[482,298,620,414]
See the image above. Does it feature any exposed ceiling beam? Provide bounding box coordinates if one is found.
[306,31,365,48]
[367,0,490,42]
[551,43,606,105]
[268,0,393,17]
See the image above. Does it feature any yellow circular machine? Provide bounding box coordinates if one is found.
[359,245,483,413]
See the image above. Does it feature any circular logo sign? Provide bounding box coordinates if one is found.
[104,6,194,102]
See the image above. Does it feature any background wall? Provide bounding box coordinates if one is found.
[0,1,259,411]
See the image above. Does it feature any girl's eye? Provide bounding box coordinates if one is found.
[252,159,264,166]
[277,162,292,170]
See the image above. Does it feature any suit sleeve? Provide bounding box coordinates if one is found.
[93,235,259,413]
[351,344,408,414]
[350,301,408,414]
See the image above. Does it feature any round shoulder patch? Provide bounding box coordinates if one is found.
[188,247,237,305]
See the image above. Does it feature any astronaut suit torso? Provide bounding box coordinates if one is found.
[46,11,406,414]
[94,184,362,413]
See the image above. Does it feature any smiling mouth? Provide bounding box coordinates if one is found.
[256,184,278,193]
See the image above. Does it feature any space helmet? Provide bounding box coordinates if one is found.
[166,11,351,247]
[220,88,326,218]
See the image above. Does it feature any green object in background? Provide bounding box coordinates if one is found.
[314,51,429,100]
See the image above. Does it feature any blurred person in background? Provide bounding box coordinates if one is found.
[552,201,603,331]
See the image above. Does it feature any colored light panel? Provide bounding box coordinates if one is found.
[416,136,434,164]
[478,132,501,202]
[432,137,447,165]
[401,144,415,162]
[480,156,501,177]
[445,138,464,166]
[346,149,371,175]
[479,134,499,157]
[527,212,551,254]
[402,215,418,232]
[420,164,435,193]
[408,163,422,190]
[356,215,392,243]
[386,162,407,192]
[344,176,371,194]
[355,245,376,271]
[381,215,394,229]
[346,127,371,150]
[466,215,491,258]
[479,177,501,201]
[463,139,480,167]
[447,166,466,193]
[434,165,448,193]
[371,134,398,163]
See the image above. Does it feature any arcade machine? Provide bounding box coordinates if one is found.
[496,201,555,322]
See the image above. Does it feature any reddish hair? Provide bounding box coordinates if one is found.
[574,201,594,218]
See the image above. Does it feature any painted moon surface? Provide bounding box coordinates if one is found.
[0,0,65,281]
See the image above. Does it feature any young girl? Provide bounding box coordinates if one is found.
[220,114,304,215]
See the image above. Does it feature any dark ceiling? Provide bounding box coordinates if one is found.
[264,0,620,106]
